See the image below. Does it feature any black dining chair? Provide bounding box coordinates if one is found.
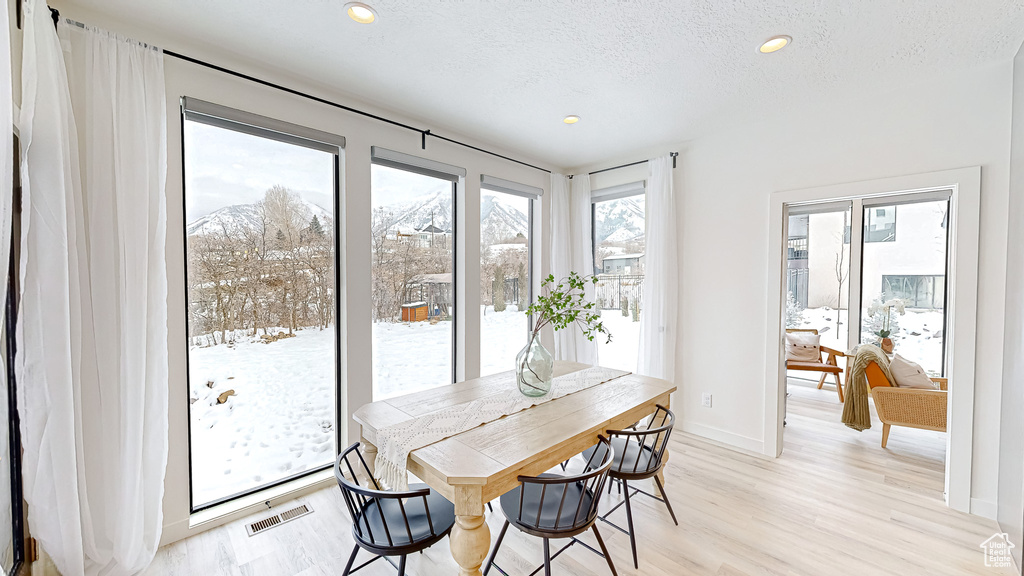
[484,436,618,576]
[583,404,678,569]
[335,442,456,576]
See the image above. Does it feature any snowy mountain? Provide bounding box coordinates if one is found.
[374,191,529,244]
[187,204,262,236]
[480,194,529,244]
[594,196,645,244]
[187,198,332,236]
[377,191,454,234]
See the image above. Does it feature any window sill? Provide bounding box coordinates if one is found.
[188,468,334,530]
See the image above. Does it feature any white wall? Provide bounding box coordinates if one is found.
[679,62,1010,512]
[805,211,849,309]
[998,38,1024,572]
[578,61,1012,515]
[13,0,559,547]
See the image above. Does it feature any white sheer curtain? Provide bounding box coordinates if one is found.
[18,2,168,574]
[570,174,598,364]
[0,0,14,561]
[549,172,598,364]
[637,155,678,379]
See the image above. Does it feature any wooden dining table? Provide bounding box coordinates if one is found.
[353,361,677,576]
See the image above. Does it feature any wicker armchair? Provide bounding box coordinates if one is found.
[865,360,948,448]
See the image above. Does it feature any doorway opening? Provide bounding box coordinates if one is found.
[765,167,981,514]
[783,193,951,501]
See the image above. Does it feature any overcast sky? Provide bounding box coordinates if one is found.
[184,121,456,223]
[371,164,451,208]
[184,121,335,223]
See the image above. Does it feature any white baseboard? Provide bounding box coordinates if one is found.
[680,421,765,456]
[970,497,998,520]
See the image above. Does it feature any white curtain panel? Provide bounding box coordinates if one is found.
[637,155,678,380]
[569,173,598,365]
[550,172,575,359]
[550,172,599,363]
[18,2,168,574]
[0,0,14,558]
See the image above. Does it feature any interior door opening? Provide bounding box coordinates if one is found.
[781,190,952,503]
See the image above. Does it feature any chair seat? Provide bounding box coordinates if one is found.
[500,474,595,534]
[786,360,842,373]
[583,437,659,477]
[354,483,456,550]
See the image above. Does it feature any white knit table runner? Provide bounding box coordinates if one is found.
[374,366,630,490]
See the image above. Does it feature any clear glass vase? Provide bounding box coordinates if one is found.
[516,333,553,397]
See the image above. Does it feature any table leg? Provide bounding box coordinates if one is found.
[656,397,671,499]
[360,434,377,480]
[451,485,490,576]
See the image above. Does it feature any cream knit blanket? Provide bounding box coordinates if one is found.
[374,366,629,491]
[842,344,895,431]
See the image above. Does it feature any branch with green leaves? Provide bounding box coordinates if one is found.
[526,272,611,344]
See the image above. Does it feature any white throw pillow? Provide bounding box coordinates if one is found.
[890,354,936,389]
[785,332,820,362]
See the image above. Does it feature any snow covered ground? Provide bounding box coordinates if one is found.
[189,307,646,503]
[189,327,336,507]
[481,306,530,377]
[372,318,454,400]
[597,309,641,372]
[792,306,945,375]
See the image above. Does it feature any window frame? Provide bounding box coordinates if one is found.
[478,178,539,371]
[180,98,346,513]
[590,181,646,276]
[370,149,464,391]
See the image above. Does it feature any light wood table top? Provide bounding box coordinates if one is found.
[353,361,677,576]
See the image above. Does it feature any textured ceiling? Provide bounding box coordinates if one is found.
[64,0,1024,169]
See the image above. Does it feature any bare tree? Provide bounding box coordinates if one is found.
[833,211,850,333]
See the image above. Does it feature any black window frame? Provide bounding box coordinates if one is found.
[369,160,460,390]
[479,186,536,364]
[180,101,345,514]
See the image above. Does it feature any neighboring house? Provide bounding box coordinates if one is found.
[602,253,644,275]
[787,203,947,310]
[393,224,452,249]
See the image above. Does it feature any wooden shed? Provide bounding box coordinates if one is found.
[401,301,428,322]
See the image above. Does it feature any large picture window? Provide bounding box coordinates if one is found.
[370,150,461,399]
[182,100,343,511]
[591,183,645,372]
[480,176,537,377]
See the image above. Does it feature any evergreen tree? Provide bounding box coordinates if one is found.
[310,215,324,236]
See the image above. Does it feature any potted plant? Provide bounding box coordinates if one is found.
[867,298,905,354]
[518,272,611,397]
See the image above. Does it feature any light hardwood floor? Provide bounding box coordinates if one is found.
[139,379,1014,576]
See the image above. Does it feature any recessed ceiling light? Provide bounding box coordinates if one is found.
[345,2,377,24]
[759,35,791,54]
[563,115,580,124]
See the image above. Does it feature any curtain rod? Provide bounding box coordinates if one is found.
[42,6,553,175]
[569,152,678,179]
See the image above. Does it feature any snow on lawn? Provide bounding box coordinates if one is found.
[598,310,641,373]
[372,319,454,400]
[190,308,645,503]
[189,327,336,507]
[793,306,945,375]
[481,306,529,377]
[372,307,530,399]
